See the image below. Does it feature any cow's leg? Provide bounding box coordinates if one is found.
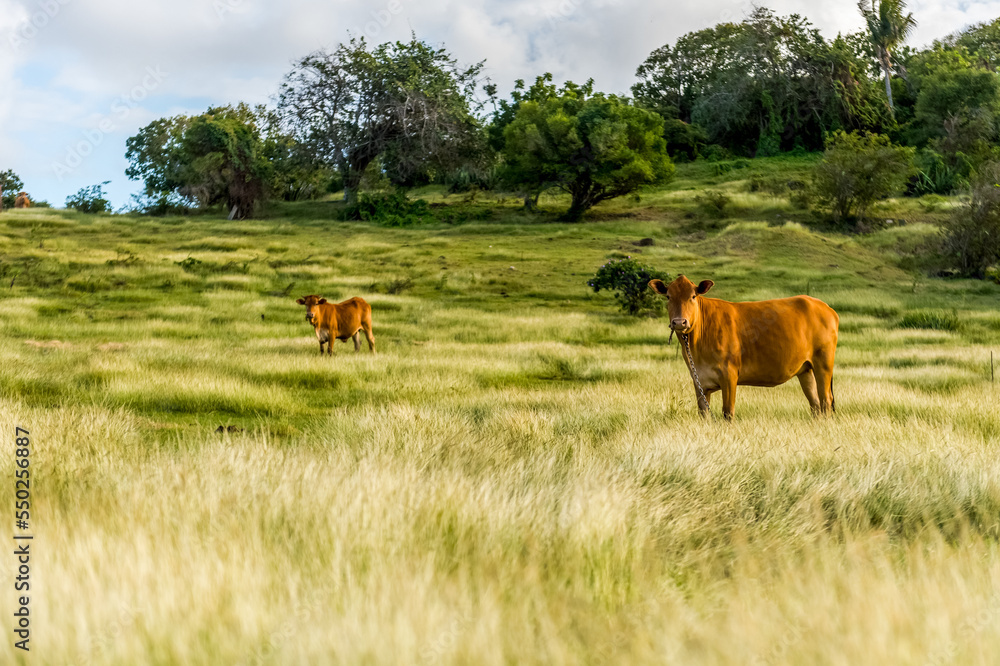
[361,314,376,354]
[352,331,361,352]
[720,370,738,421]
[318,338,325,355]
[797,370,822,416]
[813,348,836,415]
[697,389,713,418]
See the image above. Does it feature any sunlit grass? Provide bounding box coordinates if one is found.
[0,171,999,664]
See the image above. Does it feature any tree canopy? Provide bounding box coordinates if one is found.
[502,87,674,221]
[632,8,890,157]
[277,37,485,202]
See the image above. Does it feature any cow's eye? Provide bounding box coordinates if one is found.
[691,295,696,300]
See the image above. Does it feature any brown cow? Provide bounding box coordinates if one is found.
[296,295,375,355]
[14,192,30,208]
[648,276,838,420]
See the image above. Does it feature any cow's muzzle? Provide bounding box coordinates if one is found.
[670,318,691,333]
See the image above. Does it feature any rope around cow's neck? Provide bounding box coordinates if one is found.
[679,332,709,412]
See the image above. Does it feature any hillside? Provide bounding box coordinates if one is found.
[0,156,999,665]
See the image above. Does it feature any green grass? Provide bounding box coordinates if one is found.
[1,162,999,665]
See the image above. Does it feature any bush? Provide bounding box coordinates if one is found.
[663,118,707,162]
[908,148,971,196]
[588,257,668,316]
[694,190,731,217]
[814,131,915,226]
[942,161,1000,278]
[345,191,430,227]
[66,182,112,214]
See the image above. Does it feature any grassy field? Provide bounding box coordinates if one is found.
[1,156,999,664]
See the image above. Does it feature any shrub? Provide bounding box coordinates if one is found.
[908,148,972,196]
[588,257,668,316]
[942,161,1000,278]
[66,182,112,214]
[694,190,731,217]
[663,118,707,162]
[345,191,430,227]
[813,131,915,226]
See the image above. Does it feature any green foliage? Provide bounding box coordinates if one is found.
[0,169,25,209]
[634,8,891,156]
[661,118,707,161]
[908,148,971,195]
[126,104,272,218]
[911,56,1000,160]
[278,36,485,203]
[588,257,668,315]
[502,88,674,221]
[65,181,112,214]
[898,310,961,331]
[942,161,1000,278]
[814,130,915,225]
[344,191,430,227]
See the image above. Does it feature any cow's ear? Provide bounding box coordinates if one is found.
[696,280,714,295]
[296,298,305,305]
[318,298,327,304]
[648,279,668,295]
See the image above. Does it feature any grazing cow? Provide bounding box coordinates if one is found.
[14,192,30,208]
[648,276,838,420]
[296,295,375,355]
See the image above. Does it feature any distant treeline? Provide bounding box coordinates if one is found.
[107,2,1000,219]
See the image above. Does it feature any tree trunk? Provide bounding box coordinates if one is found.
[562,191,592,222]
[881,59,894,115]
[343,170,363,206]
[343,155,374,206]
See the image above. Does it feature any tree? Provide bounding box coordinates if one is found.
[0,169,25,211]
[633,9,890,156]
[942,161,1000,278]
[938,17,1000,71]
[126,104,273,218]
[66,182,112,214]
[814,130,914,224]
[278,36,484,204]
[487,74,592,208]
[503,90,674,221]
[858,0,917,115]
[910,50,1000,157]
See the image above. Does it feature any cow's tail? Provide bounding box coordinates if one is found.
[831,375,836,414]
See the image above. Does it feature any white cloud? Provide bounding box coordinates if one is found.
[0,0,995,207]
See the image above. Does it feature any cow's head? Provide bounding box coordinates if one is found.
[648,275,714,334]
[295,295,327,324]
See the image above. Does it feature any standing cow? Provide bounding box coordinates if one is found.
[14,192,31,208]
[648,276,838,420]
[296,295,375,355]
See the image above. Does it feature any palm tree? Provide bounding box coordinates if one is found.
[858,0,917,115]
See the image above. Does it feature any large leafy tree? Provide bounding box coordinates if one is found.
[858,0,917,115]
[502,88,674,221]
[633,8,889,156]
[278,37,484,204]
[0,169,25,211]
[937,17,1000,71]
[126,104,273,218]
[487,74,592,208]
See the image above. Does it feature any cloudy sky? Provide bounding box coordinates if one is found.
[1,0,997,208]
